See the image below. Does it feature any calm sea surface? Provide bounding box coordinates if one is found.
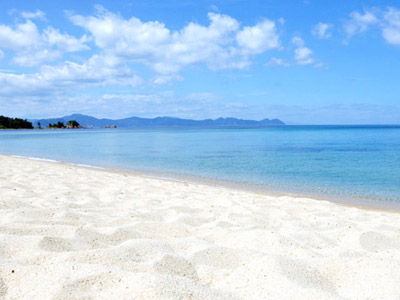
[1,126,399,204]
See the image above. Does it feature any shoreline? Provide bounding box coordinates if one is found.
[5,153,400,214]
[1,154,400,298]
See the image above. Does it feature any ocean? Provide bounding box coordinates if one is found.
[1,126,399,205]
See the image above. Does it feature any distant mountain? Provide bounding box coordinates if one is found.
[29,114,285,128]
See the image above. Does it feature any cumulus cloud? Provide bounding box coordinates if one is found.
[295,47,313,64]
[21,9,46,20]
[382,7,400,45]
[292,37,313,64]
[312,22,333,39]
[0,6,285,116]
[343,7,400,46]
[69,8,281,74]
[0,19,89,66]
[0,54,142,97]
[343,10,378,38]
[236,20,280,54]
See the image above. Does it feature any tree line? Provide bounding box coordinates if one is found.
[0,115,33,129]
[45,120,81,129]
[0,115,81,129]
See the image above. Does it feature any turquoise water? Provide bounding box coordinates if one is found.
[0,126,399,204]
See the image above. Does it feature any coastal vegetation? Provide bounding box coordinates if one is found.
[47,121,66,129]
[0,115,33,129]
[0,115,82,130]
[67,120,81,128]
[47,120,82,129]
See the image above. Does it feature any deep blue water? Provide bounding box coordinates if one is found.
[0,126,399,204]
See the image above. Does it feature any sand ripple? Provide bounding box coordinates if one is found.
[1,155,400,299]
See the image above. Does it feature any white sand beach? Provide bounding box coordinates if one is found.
[1,154,400,299]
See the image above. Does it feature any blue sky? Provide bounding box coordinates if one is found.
[0,0,399,124]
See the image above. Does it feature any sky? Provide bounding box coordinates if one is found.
[0,0,399,124]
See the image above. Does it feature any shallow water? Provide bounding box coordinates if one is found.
[1,126,399,203]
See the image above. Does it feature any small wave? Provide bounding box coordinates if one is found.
[11,155,105,170]
[12,155,59,163]
[73,163,105,170]
[142,174,187,183]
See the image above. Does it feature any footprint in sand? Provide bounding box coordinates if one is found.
[359,231,400,252]
[74,227,143,249]
[39,236,74,252]
[0,278,8,297]
[154,254,199,281]
[192,247,253,269]
[278,257,338,295]
[53,272,116,300]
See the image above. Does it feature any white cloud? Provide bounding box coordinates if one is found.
[0,54,142,97]
[0,19,89,66]
[44,27,90,52]
[344,10,378,37]
[266,37,315,67]
[70,8,280,74]
[292,37,313,64]
[343,7,400,47]
[295,47,313,64]
[152,74,183,85]
[236,19,280,54]
[0,7,284,114]
[313,62,327,70]
[21,9,46,21]
[0,90,222,120]
[0,20,40,50]
[312,22,333,39]
[266,57,290,66]
[292,36,305,47]
[382,7,400,45]
[13,49,62,66]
